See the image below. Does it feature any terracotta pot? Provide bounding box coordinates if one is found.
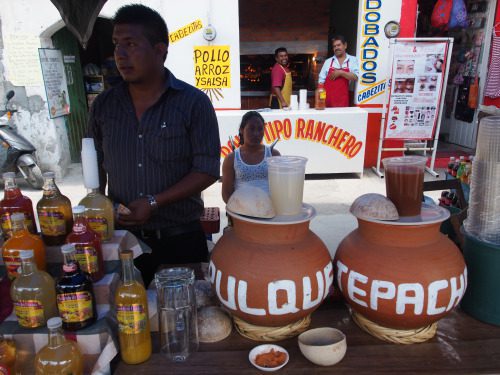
[334,218,467,329]
[210,210,332,327]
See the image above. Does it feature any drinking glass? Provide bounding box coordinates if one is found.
[155,267,198,362]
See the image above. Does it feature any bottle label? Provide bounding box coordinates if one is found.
[57,291,93,323]
[319,91,326,100]
[0,365,10,375]
[13,299,45,328]
[74,245,99,274]
[116,303,147,334]
[87,217,108,239]
[0,213,34,237]
[38,210,66,236]
[3,254,21,279]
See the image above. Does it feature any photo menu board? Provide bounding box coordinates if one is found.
[384,41,449,140]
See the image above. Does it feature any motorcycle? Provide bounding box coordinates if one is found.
[0,90,44,189]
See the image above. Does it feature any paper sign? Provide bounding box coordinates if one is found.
[38,48,70,118]
[169,19,203,44]
[193,45,231,89]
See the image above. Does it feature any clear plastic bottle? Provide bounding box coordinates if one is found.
[79,188,115,241]
[2,212,46,279]
[0,172,37,238]
[0,334,16,375]
[115,250,152,364]
[314,84,326,110]
[34,317,83,375]
[55,244,97,331]
[10,250,57,328]
[37,172,73,246]
[66,205,104,282]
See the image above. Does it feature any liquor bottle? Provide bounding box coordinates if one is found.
[447,156,455,175]
[115,250,152,364]
[0,172,37,238]
[10,250,57,328]
[2,212,46,279]
[0,335,16,375]
[55,244,97,331]
[314,84,326,110]
[36,172,73,246]
[79,190,114,242]
[66,205,104,282]
[34,317,83,375]
[79,137,115,241]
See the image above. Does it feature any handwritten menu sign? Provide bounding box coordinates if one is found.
[193,45,231,89]
[38,48,70,118]
[385,41,448,140]
[3,34,43,86]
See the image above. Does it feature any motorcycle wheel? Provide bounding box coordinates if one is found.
[23,164,44,189]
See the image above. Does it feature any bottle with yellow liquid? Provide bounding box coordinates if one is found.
[37,172,73,246]
[10,250,58,328]
[79,188,114,242]
[115,250,152,364]
[0,335,16,375]
[34,317,83,375]
[79,137,114,241]
[2,212,46,279]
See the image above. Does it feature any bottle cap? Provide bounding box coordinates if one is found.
[2,172,15,179]
[18,249,34,259]
[72,205,85,214]
[119,250,134,260]
[10,212,25,222]
[42,171,55,179]
[61,243,76,254]
[47,317,63,329]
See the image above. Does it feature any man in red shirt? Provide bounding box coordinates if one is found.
[269,47,292,109]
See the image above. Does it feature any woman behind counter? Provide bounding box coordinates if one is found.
[222,111,280,203]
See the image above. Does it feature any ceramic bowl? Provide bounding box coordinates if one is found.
[298,327,347,366]
[248,344,289,372]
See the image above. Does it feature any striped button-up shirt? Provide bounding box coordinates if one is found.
[86,69,220,231]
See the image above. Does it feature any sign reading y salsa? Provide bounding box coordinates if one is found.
[217,109,368,174]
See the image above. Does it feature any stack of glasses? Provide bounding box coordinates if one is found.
[464,116,500,245]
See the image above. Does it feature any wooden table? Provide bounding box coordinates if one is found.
[115,301,500,374]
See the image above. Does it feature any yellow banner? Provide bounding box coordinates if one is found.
[169,19,203,44]
[194,45,231,89]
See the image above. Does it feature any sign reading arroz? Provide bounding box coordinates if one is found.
[217,108,368,174]
[355,0,403,108]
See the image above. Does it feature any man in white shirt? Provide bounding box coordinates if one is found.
[318,35,359,107]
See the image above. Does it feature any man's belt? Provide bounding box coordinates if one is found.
[130,221,202,240]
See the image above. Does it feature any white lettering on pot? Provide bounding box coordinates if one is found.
[336,262,468,316]
[209,260,333,316]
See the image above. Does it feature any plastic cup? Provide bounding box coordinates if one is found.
[267,156,308,216]
[382,156,427,217]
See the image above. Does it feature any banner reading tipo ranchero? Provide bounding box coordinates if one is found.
[217,109,368,174]
[355,0,403,108]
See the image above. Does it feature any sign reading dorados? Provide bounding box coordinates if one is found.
[356,0,403,106]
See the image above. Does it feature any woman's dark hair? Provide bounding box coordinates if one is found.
[113,4,169,49]
[238,111,265,145]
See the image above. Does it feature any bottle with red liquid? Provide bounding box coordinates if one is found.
[66,205,104,282]
[0,172,37,239]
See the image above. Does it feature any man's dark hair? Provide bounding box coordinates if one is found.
[274,47,288,57]
[331,35,347,44]
[113,4,169,48]
[238,111,265,145]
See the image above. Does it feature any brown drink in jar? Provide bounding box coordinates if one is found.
[383,156,427,217]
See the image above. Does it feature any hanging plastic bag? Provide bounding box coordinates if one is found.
[431,0,453,29]
[468,76,479,109]
[448,0,468,29]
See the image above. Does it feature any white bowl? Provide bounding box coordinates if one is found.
[248,344,289,372]
[298,327,347,366]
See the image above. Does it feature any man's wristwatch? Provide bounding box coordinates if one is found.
[146,194,158,211]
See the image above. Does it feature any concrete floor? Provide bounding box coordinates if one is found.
[14,164,446,258]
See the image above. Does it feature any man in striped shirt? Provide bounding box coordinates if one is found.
[86,4,221,286]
